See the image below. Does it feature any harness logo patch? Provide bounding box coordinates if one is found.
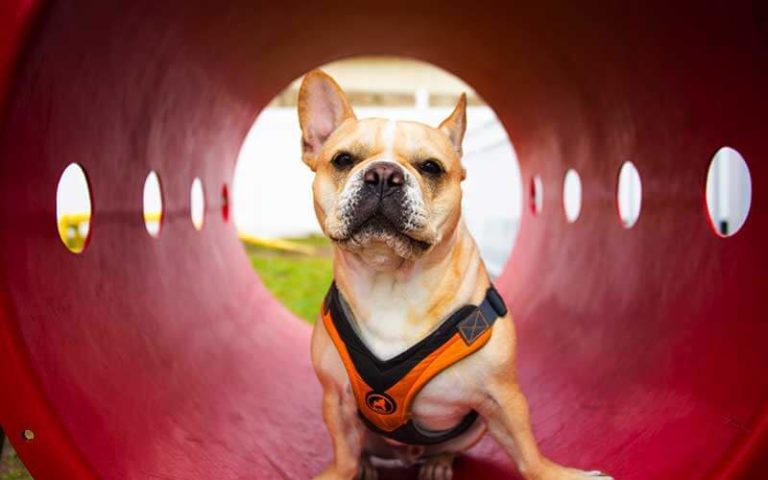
[365,392,396,415]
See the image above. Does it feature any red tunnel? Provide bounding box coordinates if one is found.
[0,2,766,479]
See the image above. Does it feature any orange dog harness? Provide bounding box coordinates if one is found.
[322,283,508,445]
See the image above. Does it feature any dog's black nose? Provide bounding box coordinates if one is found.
[363,162,404,195]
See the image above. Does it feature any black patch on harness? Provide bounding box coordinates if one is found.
[458,309,491,345]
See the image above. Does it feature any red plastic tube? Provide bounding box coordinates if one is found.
[0,2,765,479]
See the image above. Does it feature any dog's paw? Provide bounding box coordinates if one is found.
[418,453,454,480]
[356,457,378,480]
[566,469,613,479]
[540,465,613,480]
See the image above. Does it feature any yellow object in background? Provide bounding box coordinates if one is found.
[57,212,315,256]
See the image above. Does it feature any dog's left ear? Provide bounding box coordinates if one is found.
[438,93,467,157]
[298,70,356,170]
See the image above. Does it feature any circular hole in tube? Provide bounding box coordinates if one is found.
[529,175,543,215]
[563,168,582,223]
[706,146,752,237]
[617,161,642,228]
[191,178,205,230]
[221,183,230,222]
[56,163,92,253]
[143,171,163,237]
[234,56,524,282]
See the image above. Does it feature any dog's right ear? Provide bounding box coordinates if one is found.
[298,70,356,170]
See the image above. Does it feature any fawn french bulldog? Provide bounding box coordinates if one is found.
[301,70,610,480]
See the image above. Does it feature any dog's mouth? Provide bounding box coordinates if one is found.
[331,213,431,258]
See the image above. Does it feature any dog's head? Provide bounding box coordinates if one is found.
[298,70,467,268]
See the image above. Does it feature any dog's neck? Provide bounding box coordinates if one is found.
[332,220,490,360]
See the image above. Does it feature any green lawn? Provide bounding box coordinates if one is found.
[0,443,28,480]
[0,235,331,480]
[248,251,332,323]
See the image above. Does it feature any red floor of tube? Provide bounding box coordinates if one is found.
[0,2,765,479]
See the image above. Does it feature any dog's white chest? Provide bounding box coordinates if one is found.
[351,292,430,361]
[409,367,476,430]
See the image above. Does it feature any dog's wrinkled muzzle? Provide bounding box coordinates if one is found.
[346,162,411,235]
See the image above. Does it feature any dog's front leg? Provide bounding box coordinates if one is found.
[314,385,372,480]
[476,380,611,480]
[475,379,553,479]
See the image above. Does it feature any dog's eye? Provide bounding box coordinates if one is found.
[419,160,444,175]
[331,152,354,169]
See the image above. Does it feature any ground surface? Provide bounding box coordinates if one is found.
[0,442,27,480]
[245,234,332,323]
[0,235,331,480]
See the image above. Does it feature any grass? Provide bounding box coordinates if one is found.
[0,234,331,480]
[245,234,333,324]
[1,443,30,480]
[284,233,334,249]
[249,255,332,323]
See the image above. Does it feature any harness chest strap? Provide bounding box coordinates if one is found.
[322,283,508,445]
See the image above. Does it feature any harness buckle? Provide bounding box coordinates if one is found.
[486,287,508,317]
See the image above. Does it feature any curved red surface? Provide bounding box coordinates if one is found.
[0,2,765,479]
